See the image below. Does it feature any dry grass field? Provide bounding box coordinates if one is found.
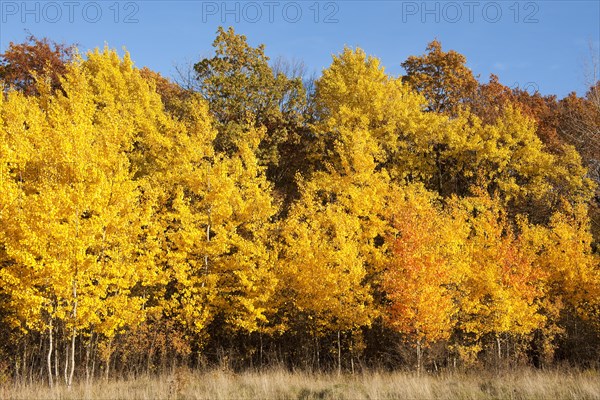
[2,367,599,400]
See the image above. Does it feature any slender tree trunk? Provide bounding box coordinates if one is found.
[47,325,53,388]
[259,333,263,369]
[14,352,19,385]
[36,334,44,383]
[39,334,44,380]
[85,333,93,384]
[416,340,422,377]
[29,349,34,385]
[91,334,96,380]
[147,331,156,373]
[68,280,77,388]
[105,339,112,381]
[496,335,502,362]
[349,334,354,375]
[54,339,59,382]
[203,168,212,287]
[314,333,320,372]
[64,343,69,385]
[337,330,342,376]
[22,339,27,384]
[202,208,211,287]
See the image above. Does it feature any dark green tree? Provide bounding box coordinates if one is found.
[194,27,311,196]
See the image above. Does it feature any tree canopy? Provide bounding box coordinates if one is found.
[0,31,599,381]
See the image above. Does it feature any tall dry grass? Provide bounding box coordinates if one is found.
[1,367,599,399]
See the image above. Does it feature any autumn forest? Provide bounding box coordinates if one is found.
[0,28,599,388]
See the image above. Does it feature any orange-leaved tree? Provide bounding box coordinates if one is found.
[382,185,468,373]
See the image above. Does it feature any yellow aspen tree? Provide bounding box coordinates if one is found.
[320,51,596,221]
[0,48,172,385]
[150,98,279,341]
[279,47,420,371]
[279,173,377,330]
[312,46,448,186]
[520,203,600,320]
[452,193,547,364]
[438,106,594,219]
[279,173,378,374]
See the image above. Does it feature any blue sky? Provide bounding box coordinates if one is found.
[1,1,599,98]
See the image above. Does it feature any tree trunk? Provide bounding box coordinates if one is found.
[54,340,59,382]
[64,343,69,385]
[315,333,320,372]
[337,330,342,376]
[85,333,93,384]
[47,324,53,388]
[349,335,355,375]
[416,340,422,377]
[91,335,96,380]
[14,352,19,385]
[496,335,502,362]
[147,330,155,373]
[259,333,263,369]
[105,339,112,381]
[22,341,27,384]
[38,332,44,379]
[68,279,77,388]
[68,331,76,387]
[35,335,44,383]
[203,169,212,287]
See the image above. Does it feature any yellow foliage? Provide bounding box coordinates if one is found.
[0,47,161,338]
